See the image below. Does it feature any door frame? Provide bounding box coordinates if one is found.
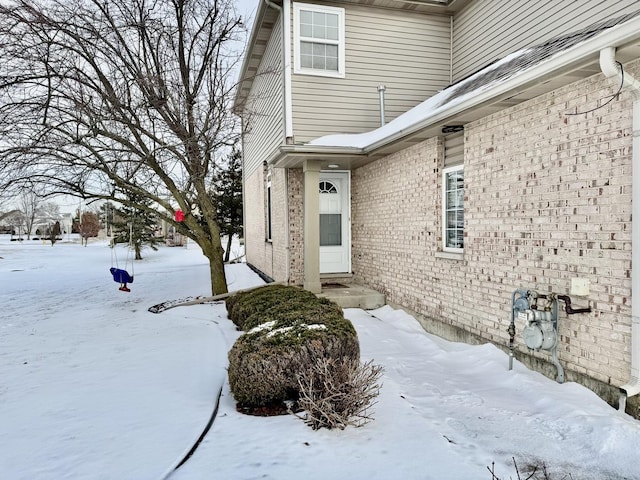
[319,170,351,274]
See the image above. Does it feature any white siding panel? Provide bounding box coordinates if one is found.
[444,132,464,167]
[243,16,285,178]
[291,3,452,143]
[452,0,640,82]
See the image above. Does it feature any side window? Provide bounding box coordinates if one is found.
[442,165,464,252]
[266,173,272,241]
[293,3,345,78]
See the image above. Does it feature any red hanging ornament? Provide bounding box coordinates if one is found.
[174,209,184,222]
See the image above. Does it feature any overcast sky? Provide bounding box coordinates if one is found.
[237,0,259,24]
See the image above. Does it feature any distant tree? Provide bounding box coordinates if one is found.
[19,190,41,240]
[99,202,117,234]
[8,211,26,239]
[112,193,159,260]
[78,212,100,246]
[38,202,62,236]
[40,202,61,219]
[212,149,243,262]
[49,221,61,246]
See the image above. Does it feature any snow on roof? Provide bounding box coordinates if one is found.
[308,11,640,150]
[308,48,530,149]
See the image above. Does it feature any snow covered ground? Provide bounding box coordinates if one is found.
[1,236,639,480]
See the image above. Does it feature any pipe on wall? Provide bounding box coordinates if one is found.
[378,85,386,127]
[599,47,640,410]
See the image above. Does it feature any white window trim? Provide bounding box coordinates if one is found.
[442,164,464,254]
[266,174,272,242]
[293,2,345,78]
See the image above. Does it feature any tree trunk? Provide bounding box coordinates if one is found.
[224,235,233,263]
[201,238,227,295]
[135,243,142,260]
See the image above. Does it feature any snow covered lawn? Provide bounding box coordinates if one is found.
[1,236,639,480]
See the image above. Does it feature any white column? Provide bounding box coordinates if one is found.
[303,160,322,293]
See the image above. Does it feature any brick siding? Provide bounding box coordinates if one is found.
[244,166,304,285]
[350,60,640,387]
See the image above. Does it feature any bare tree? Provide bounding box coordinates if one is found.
[19,190,41,240]
[49,220,61,246]
[0,0,246,294]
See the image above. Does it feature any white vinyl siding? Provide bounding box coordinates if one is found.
[242,15,285,179]
[444,132,464,167]
[294,3,345,77]
[291,3,451,144]
[452,0,640,82]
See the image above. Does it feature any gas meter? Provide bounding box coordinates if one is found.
[519,309,558,351]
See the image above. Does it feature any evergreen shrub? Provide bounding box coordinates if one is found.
[226,284,359,408]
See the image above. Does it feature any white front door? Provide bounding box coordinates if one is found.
[319,172,350,274]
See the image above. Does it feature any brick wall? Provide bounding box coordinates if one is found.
[244,166,303,285]
[288,168,305,285]
[351,60,639,388]
[244,167,269,276]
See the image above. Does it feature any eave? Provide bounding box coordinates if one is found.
[271,14,640,170]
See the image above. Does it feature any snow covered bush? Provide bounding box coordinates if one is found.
[225,283,317,329]
[226,285,359,409]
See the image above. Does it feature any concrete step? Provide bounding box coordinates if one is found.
[318,283,386,309]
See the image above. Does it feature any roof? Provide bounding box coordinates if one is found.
[297,10,640,160]
[233,0,471,113]
[440,10,640,107]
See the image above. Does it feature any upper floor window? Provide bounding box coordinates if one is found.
[293,3,345,78]
[442,165,464,252]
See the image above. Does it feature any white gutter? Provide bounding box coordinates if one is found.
[360,15,640,153]
[599,47,640,411]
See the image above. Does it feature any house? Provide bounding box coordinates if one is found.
[234,0,640,417]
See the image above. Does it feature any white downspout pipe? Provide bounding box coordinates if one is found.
[264,0,292,284]
[600,47,640,411]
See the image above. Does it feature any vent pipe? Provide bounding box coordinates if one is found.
[378,85,386,126]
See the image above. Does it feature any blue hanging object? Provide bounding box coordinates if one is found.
[110,267,134,292]
[109,214,135,292]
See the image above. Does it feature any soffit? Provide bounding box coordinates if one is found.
[328,0,469,14]
[234,2,281,113]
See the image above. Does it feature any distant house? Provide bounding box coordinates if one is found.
[234,0,640,416]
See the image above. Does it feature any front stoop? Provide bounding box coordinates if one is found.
[318,283,386,309]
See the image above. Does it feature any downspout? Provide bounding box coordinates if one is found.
[265,0,292,284]
[282,0,292,281]
[599,47,640,411]
[285,168,290,283]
